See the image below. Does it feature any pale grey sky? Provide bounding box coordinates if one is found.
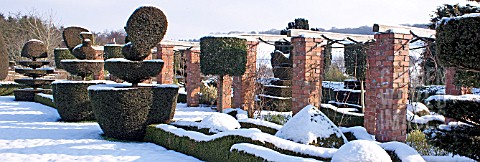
[0,0,476,40]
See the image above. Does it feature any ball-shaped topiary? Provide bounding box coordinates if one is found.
[21,40,47,59]
[123,6,168,61]
[62,26,89,52]
[200,37,248,77]
[436,16,480,72]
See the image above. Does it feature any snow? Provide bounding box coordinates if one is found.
[79,31,93,35]
[438,13,480,26]
[425,94,480,103]
[27,39,44,43]
[173,103,217,121]
[198,113,241,133]
[406,111,445,124]
[379,142,425,162]
[322,103,363,116]
[230,143,320,162]
[322,81,344,90]
[178,87,187,95]
[156,124,338,159]
[340,126,375,141]
[407,102,429,114]
[88,83,178,91]
[437,122,470,131]
[331,140,392,162]
[263,84,289,88]
[258,94,291,100]
[0,81,17,85]
[52,80,115,85]
[275,105,348,145]
[0,96,200,162]
[105,58,131,62]
[104,44,123,47]
[143,59,165,63]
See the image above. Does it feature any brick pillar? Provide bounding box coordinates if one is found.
[186,49,201,107]
[291,37,323,115]
[233,41,258,112]
[217,75,232,112]
[445,67,462,95]
[156,44,175,84]
[365,33,411,142]
[93,48,104,80]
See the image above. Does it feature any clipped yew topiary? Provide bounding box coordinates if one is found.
[103,44,123,59]
[200,37,247,111]
[436,16,480,72]
[0,32,8,80]
[53,81,102,121]
[62,26,89,52]
[54,48,75,69]
[344,43,367,81]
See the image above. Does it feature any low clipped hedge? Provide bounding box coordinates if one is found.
[54,48,75,69]
[239,122,278,135]
[320,105,364,127]
[52,82,102,122]
[14,89,51,101]
[144,125,332,161]
[0,84,25,96]
[89,84,178,141]
[426,98,480,125]
[34,93,55,108]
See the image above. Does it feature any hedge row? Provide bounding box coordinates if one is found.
[52,82,101,122]
[238,122,278,135]
[426,97,480,126]
[0,84,26,96]
[320,105,364,127]
[144,125,332,161]
[34,93,55,108]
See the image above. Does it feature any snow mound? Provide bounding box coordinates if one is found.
[198,113,241,133]
[379,142,425,162]
[340,126,375,141]
[332,140,392,162]
[407,102,430,115]
[275,105,348,148]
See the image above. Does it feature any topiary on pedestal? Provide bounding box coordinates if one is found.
[89,6,178,141]
[52,26,108,122]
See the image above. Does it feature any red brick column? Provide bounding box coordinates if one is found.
[291,37,323,115]
[233,41,258,112]
[365,33,411,142]
[217,75,232,112]
[156,44,175,84]
[94,48,104,80]
[186,49,201,107]
[445,67,462,95]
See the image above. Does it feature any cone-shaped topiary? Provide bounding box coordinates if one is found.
[0,32,8,80]
[62,26,89,52]
[123,6,167,61]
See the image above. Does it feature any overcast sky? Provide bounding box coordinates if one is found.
[0,0,476,40]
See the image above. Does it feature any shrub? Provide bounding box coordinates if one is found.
[52,82,104,122]
[200,37,247,76]
[0,84,25,96]
[406,130,448,156]
[53,48,75,69]
[238,122,278,135]
[200,83,217,105]
[324,65,347,82]
[0,32,8,80]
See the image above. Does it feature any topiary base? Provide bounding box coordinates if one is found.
[52,81,108,122]
[89,83,178,141]
[14,89,51,101]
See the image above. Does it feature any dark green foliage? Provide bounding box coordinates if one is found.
[21,40,47,59]
[270,51,292,68]
[177,93,187,103]
[54,48,75,69]
[14,78,54,87]
[344,43,367,81]
[425,125,480,160]
[320,105,364,127]
[124,6,167,61]
[103,44,123,59]
[270,80,292,86]
[52,82,101,122]
[62,26,89,52]
[90,87,152,141]
[272,67,292,80]
[34,93,55,108]
[264,86,291,97]
[258,96,291,112]
[0,84,26,96]
[149,86,178,124]
[14,89,51,101]
[426,98,480,126]
[200,37,248,77]
[15,68,53,78]
[169,123,214,135]
[310,135,346,148]
[18,60,50,69]
[454,70,480,87]
[61,61,104,80]
[280,18,310,35]
[324,65,348,82]
[421,43,445,85]
[429,4,479,29]
[72,39,96,60]
[105,61,163,86]
[0,32,7,80]
[436,16,480,72]
[274,40,293,54]
[323,43,332,75]
[144,125,331,161]
[239,122,278,135]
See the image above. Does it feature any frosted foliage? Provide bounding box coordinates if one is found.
[198,113,240,133]
[332,140,392,162]
[275,105,347,145]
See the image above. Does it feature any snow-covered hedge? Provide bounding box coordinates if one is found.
[34,93,55,108]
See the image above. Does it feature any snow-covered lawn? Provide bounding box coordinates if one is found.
[0,96,201,162]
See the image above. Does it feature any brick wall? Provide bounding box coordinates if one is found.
[364,33,411,142]
[291,37,323,114]
[233,41,258,112]
[93,49,105,80]
[156,44,175,84]
[186,49,201,107]
[445,67,462,95]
